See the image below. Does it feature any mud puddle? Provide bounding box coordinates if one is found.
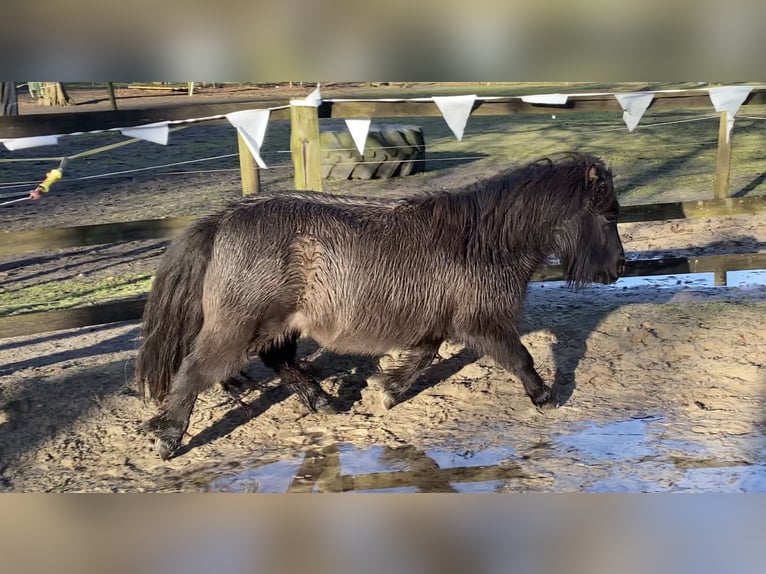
[201,414,766,493]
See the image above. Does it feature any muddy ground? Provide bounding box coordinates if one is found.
[1,86,766,491]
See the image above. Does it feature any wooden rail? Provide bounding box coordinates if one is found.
[4,196,766,257]
[0,216,195,256]
[0,100,291,138]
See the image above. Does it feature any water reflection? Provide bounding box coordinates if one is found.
[205,443,524,493]
[549,416,766,492]
[555,416,660,461]
[203,415,766,492]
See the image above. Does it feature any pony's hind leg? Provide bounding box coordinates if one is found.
[378,340,442,409]
[259,336,337,414]
[144,322,254,459]
[471,331,557,408]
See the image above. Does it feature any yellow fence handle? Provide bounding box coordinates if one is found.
[37,168,63,193]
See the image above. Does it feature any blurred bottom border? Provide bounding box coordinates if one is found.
[1,493,763,574]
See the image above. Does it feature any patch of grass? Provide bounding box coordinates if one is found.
[0,272,153,317]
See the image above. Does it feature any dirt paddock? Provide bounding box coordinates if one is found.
[2,86,766,491]
[2,242,766,491]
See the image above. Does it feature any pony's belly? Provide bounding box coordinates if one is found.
[287,311,401,355]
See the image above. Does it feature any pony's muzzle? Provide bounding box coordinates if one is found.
[600,255,625,284]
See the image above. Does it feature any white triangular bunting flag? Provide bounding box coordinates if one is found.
[1,134,59,150]
[120,121,170,145]
[433,94,476,141]
[291,85,322,107]
[708,85,753,143]
[614,92,655,132]
[521,93,569,105]
[345,118,371,155]
[226,109,271,169]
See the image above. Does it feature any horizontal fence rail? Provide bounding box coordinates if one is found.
[0,216,196,256]
[4,196,766,257]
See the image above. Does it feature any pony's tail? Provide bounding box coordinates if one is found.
[135,214,221,404]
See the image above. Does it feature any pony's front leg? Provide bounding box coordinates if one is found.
[471,332,558,408]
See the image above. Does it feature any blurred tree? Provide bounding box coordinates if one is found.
[35,82,72,106]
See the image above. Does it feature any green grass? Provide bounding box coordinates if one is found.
[0,273,153,317]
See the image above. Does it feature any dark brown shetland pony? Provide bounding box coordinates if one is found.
[135,152,625,459]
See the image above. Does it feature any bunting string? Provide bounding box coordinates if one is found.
[1,85,762,201]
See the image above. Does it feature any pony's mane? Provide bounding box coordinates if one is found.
[453,152,607,205]
[410,152,607,240]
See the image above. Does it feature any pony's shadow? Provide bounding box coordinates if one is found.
[179,342,479,453]
[175,383,292,458]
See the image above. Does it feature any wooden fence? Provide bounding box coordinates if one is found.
[2,87,766,339]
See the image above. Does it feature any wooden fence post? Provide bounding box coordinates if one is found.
[1,82,18,115]
[237,132,261,196]
[714,111,732,200]
[290,102,323,191]
[107,82,118,110]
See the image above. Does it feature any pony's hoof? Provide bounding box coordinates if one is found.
[381,391,397,410]
[141,415,185,459]
[156,438,179,460]
[531,387,559,409]
[313,395,338,415]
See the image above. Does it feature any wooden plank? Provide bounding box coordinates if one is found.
[532,252,766,282]
[619,195,766,223]
[0,216,196,256]
[237,132,260,196]
[0,298,145,339]
[2,196,766,258]
[714,111,733,199]
[127,84,188,91]
[318,89,766,119]
[107,83,117,111]
[290,104,323,191]
[0,102,291,138]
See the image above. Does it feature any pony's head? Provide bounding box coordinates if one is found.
[557,157,625,286]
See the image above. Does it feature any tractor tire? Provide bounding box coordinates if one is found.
[320,124,425,180]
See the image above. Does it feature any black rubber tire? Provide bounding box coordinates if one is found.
[320,124,425,180]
